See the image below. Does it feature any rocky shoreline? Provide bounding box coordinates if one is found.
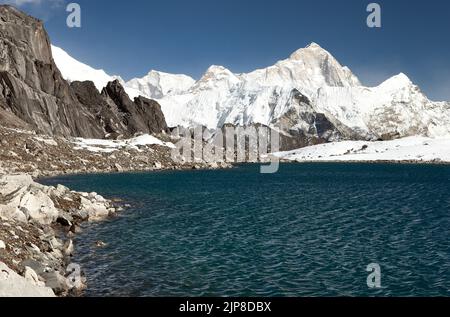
[0,173,122,297]
[2,124,449,297]
[0,126,231,297]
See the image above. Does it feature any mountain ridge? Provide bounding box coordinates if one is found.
[52,42,450,141]
[0,5,169,139]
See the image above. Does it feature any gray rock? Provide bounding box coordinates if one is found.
[63,239,74,257]
[24,266,45,287]
[114,163,124,172]
[0,262,55,297]
[41,271,70,295]
[21,259,48,275]
[57,210,73,227]
[102,80,169,136]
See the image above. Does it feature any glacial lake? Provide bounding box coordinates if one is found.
[41,163,450,297]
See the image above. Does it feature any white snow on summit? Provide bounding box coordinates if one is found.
[242,42,361,93]
[52,45,117,91]
[126,70,195,99]
[149,42,450,138]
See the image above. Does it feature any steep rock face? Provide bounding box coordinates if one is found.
[275,91,341,137]
[0,5,104,138]
[102,80,168,135]
[133,96,169,134]
[0,5,168,139]
[0,98,30,130]
[70,80,128,136]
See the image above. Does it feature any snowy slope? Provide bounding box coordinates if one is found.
[274,137,450,163]
[51,45,118,91]
[51,45,143,99]
[127,70,195,99]
[314,74,450,138]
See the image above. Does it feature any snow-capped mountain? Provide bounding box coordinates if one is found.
[150,42,364,130]
[52,43,450,141]
[315,73,450,139]
[51,45,119,90]
[51,45,143,99]
[146,42,450,140]
[127,70,195,99]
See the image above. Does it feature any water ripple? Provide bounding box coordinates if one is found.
[42,163,450,297]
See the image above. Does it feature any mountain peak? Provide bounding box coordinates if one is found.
[306,42,323,49]
[201,65,237,81]
[393,72,412,82]
[379,72,414,90]
[289,42,330,60]
[205,65,231,74]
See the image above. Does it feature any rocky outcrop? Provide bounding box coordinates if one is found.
[273,90,344,150]
[0,5,106,138]
[0,174,59,225]
[0,171,122,296]
[102,80,168,135]
[133,96,169,134]
[0,5,168,139]
[70,80,128,137]
[0,262,55,297]
[0,174,118,224]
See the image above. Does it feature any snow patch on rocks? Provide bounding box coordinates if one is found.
[73,134,175,153]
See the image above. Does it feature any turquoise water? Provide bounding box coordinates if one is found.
[42,164,450,297]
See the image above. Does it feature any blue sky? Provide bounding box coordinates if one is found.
[2,0,450,100]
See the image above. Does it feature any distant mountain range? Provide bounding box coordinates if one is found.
[52,39,450,145]
[2,4,450,152]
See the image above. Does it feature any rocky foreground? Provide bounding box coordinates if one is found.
[0,126,230,297]
[0,173,120,297]
[0,126,221,177]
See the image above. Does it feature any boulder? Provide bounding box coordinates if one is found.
[0,174,58,224]
[21,259,48,276]
[57,210,73,227]
[24,266,46,287]
[0,262,55,297]
[0,205,27,222]
[79,196,110,221]
[41,271,70,295]
[52,184,70,197]
[20,190,59,225]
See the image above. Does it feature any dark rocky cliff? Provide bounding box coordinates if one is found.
[0,5,168,138]
[101,80,168,135]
